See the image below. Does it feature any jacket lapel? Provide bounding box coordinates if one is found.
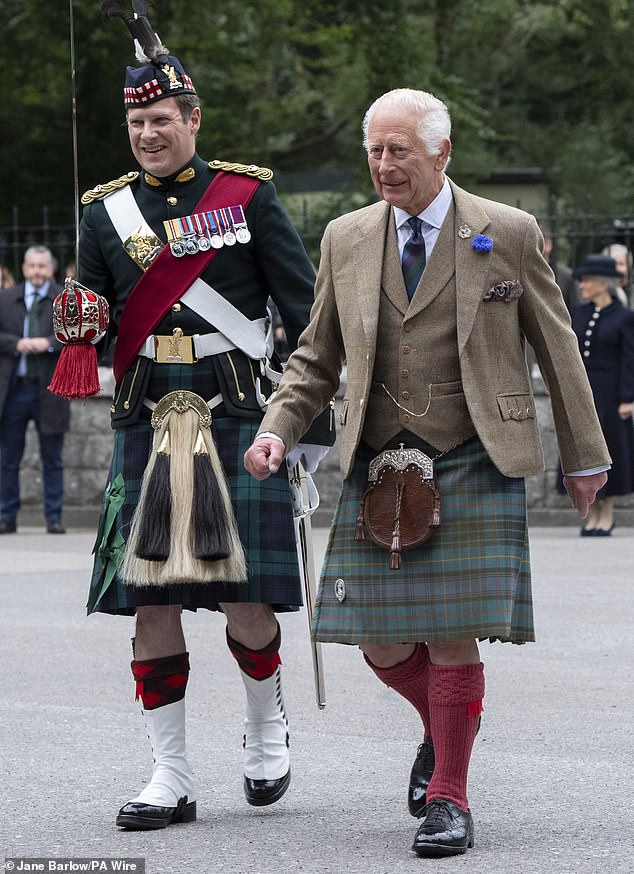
[10,284,27,336]
[406,200,457,318]
[351,202,391,351]
[381,216,408,315]
[450,181,492,355]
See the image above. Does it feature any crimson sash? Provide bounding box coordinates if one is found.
[113,171,261,383]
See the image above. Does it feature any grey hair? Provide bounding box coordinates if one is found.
[362,88,452,168]
[602,242,632,270]
[607,281,620,298]
[23,245,54,264]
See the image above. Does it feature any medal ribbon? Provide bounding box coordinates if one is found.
[229,205,246,227]
[113,171,262,383]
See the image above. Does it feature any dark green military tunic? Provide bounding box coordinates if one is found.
[80,154,333,615]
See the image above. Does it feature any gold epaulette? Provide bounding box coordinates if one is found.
[81,171,140,205]
[208,160,273,182]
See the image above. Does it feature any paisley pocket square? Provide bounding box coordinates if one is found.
[483,280,523,302]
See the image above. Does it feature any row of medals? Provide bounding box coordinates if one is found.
[166,213,251,257]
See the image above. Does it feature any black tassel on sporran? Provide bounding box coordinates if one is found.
[192,430,232,560]
[135,429,172,561]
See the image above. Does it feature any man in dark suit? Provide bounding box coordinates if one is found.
[245,87,610,859]
[0,245,69,533]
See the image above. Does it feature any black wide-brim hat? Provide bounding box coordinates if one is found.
[573,254,623,279]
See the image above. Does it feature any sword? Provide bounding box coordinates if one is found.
[288,462,326,709]
[69,0,80,265]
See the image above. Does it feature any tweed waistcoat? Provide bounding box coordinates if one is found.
[362,208,476,452]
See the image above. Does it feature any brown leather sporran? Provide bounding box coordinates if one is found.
[354,446,441,569]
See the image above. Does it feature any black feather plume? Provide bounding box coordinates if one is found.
[131,0,151,14]
[101,1,131,22]
[101,1,169,62]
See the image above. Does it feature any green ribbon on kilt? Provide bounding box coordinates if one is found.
[87,473,126,611]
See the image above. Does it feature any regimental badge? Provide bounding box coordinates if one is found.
[162,64,182,90]
[123,222,164,270]
[164,206,251,257]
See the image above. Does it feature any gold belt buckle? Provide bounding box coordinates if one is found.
[154,327,197,364]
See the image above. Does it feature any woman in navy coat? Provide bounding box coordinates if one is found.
[571,254,634,534]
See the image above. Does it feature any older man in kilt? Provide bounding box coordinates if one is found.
[245,88,610,858]
[77,7,333,830]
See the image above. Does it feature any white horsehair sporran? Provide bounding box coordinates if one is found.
[122,390,247,586]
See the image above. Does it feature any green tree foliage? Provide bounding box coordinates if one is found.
[1,0,633,225]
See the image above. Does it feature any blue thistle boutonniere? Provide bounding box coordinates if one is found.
[472,234,493,252]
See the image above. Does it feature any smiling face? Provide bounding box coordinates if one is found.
[366,107,451,216]
[127,97,201,178]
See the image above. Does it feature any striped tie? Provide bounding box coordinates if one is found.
[402,216,427,300]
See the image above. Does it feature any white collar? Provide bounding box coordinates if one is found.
[394,177,452,231]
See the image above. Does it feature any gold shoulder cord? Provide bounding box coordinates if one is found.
[81,171,140,205]
[208,160,273,182]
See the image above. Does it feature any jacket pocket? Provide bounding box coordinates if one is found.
[497,393,535,422]
[111,356,153,429]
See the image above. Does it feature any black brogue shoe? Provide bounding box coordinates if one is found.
[411,798,474,857]
[407,738,435,817]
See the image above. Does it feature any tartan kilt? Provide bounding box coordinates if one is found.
[87,411,302,616]
[312,437,534,645]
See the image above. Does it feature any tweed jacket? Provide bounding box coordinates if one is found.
[0,281,70,434]
[258,179,610,479]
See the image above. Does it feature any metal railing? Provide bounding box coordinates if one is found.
[0,207,76,284]
[2,201,634,284]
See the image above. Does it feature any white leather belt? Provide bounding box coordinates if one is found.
[139,317,269,362]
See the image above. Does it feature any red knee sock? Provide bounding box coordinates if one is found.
[364,644,431,738]
[425,662,485,810]
[226,624,281,680]
[131,652,190,710]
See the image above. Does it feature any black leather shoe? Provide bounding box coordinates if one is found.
[116,796,196,830]
[412,799,474,857]
[47,520,66,534]
[0,519,17,534]
[244,769,291,807]
[408,738,435,817]
[595,524,615,536]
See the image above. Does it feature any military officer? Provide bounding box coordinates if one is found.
[80,6,333,830]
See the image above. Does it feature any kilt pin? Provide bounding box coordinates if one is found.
[255,174,610,856]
